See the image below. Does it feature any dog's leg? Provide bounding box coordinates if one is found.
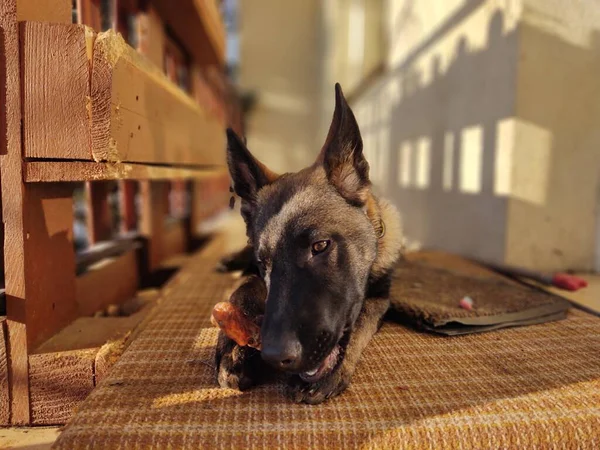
[215,331,270,391]
[287,296,390,404]
[214,275,269,391]
[215,245,254,273]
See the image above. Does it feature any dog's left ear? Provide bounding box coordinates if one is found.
[318,83,370,206]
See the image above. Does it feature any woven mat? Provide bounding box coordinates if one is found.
[55,236,600,449]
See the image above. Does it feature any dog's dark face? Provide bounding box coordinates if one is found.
[227,84,377,382]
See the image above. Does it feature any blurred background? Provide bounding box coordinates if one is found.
[225,0,600,273]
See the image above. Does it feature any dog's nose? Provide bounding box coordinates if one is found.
[261,340,302,370]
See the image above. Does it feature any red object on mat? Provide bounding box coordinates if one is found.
[552,273,588,291]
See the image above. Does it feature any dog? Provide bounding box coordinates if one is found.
[215,83,403,404]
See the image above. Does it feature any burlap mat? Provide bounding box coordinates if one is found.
[54,237,600,449]
[390,261,571,335]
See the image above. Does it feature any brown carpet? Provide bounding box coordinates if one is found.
[54,236,600,449]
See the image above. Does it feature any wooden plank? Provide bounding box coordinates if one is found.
[91,29,226,165]
[139,181,168,272]
[24,160,227,182]
[36,291,158,354]
[119,180,138,232]
[16,0,72,23]
[1,0,30,424]
[77,0,103,31]
[76,249,140,317]
[23,184,78,350]
[136,6,164,69]
[161,220,187,262]
[0,319,9,425]
[75,233,139,273]
[151,0,225,67]
[21,22,95,160]
[190,171,230,234]
[29,349,96,425]
[86,181,113,244]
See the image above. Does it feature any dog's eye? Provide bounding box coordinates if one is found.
[311,240,330,255]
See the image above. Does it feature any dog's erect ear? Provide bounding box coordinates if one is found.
[226,128,279,204]
[318,83,370,206]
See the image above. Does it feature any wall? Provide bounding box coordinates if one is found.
[332,0,600,271]
[238,0,323,173]
[238,0,600,271]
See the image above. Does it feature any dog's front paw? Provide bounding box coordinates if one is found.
[286,364,352,405]
[215,333,265,391]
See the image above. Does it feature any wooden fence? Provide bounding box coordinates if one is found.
[0,0,236,425]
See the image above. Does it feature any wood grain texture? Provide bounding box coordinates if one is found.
[76,249,139,317]
[0,319,9,425]
[29,348,96,425]
[1,0,30,425]
[24,160,227,182]
[151,0,225,67]
[91,29,226,165]
[22,184,78,352]
[16,0,71,23]
[21,22,94,160]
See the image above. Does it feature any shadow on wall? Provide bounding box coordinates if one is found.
[356,3,600,270]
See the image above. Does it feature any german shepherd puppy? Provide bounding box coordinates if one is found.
[215,83,402,404]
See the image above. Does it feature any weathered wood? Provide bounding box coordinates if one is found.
[29,348,96,425]
[91,29,225,165]
[151,0,225,67]
[21,22,94,160]
[76,249,139,317]
[24,160,227,182]
[0,319,9,425]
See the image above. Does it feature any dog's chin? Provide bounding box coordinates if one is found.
[298,328,351,383]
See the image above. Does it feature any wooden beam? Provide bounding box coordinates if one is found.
[29,349,96,425]
[0,319,9,425]
[1,0,30,425]
[136,6,165,68]
[24,160,227,183]
[21,22,95,160]
[16,0,72,23]
[91,29,226,165]
[161,220,187,262]
[76,249,140,317]
[139,181,169,272]
[23,184,78,351]
[86,181,114,244]
[150,0,225,67]
[29,292,158,424]
[119,180,138,232]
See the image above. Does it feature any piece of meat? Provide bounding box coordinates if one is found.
[212,302,262,349]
